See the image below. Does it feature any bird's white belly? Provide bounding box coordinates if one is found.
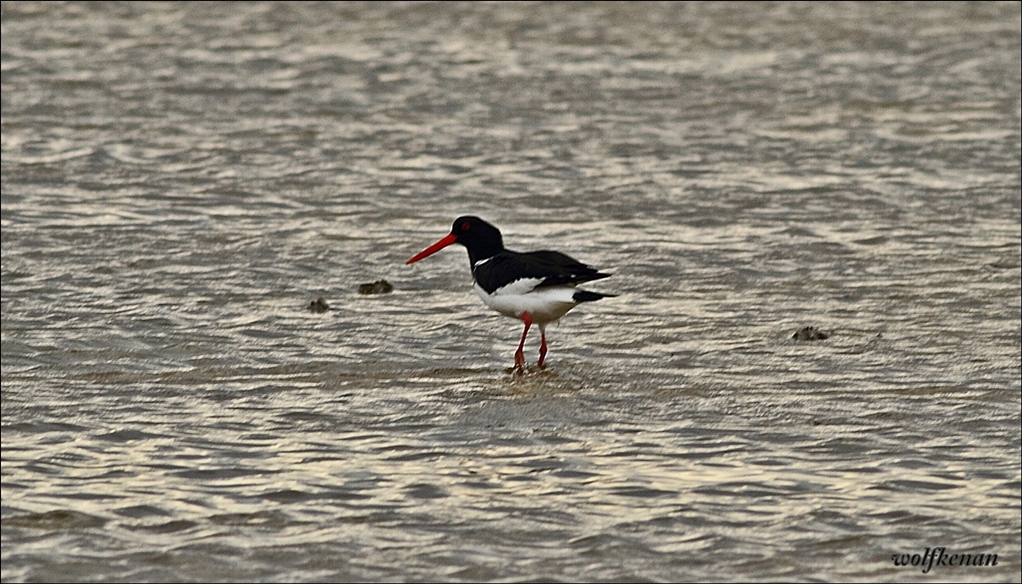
[473,282,578,324]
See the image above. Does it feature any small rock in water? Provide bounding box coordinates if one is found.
[792,326,829,341]
[308,297,330,313]
[358,279,393,295]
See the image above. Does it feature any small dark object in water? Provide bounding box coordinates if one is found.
[308,297,330,313]
[792,326,829,341]
[358,279,393,294]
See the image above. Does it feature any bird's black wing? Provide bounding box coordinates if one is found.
[473,250,610,294]
[525,250,611,288]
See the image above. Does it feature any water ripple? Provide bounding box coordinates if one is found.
[3,1,1020,582]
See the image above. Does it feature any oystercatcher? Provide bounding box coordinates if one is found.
[406,216,615,373]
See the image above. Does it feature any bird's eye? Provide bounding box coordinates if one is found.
[461,221,471,231]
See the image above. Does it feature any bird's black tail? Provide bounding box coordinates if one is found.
[573,290,617,303]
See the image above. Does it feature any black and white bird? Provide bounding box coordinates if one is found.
[406,216,615,373]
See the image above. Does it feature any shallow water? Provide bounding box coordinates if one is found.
[2,2,1020,582]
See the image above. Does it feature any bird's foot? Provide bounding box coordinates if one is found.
[512,351,526,376]
[506,362,554,377]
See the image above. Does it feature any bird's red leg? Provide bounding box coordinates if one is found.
[537,325,548,369]
[514,312,532,373]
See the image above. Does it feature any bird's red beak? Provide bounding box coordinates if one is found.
[406,233,458,264]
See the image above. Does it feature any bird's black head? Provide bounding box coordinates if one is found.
[406,216,505,266]
[449,216,504,265]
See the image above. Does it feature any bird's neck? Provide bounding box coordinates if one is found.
[466,241,504,267]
